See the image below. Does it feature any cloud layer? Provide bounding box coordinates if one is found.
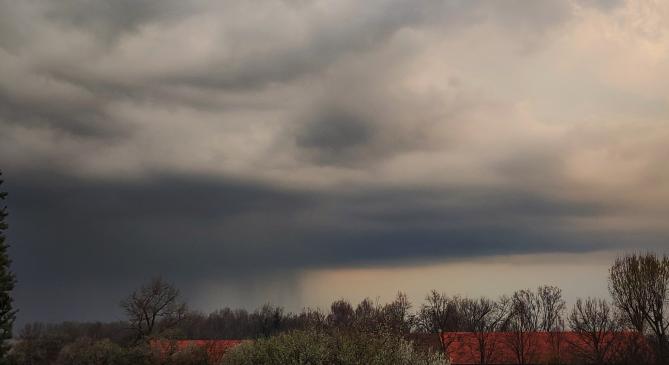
[1,0,669,323]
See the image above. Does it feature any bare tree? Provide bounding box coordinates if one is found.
[120,277,186,342]
[505,290,541,365]
[327,299,355,328]
[537,285,566,332]
[640,254,669,361]
[353,297,382,333]
[609,253,669,361]
[415,290,463,355]
[252,303,285,338]
[609,254,648,332]
[567,298,621,365]
[382,292,412,335]
[460,297,509,364]
[537,286,567,364]
[294,307,326,332]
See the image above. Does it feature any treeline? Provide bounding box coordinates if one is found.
[9,287,564,342]
[8,293,435,365]
[9,252,669,365]
[178,295,413,339]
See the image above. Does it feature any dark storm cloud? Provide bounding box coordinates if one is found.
[8,173,585,282]
[6,172,313,322]
[6,170,650,323]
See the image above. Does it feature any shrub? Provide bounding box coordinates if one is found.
[8,336,69,365]
[219,330,329,365]
[219,329,448,365]
[51,338,155,365]
[160,344,213,365]
[332,330,447,365]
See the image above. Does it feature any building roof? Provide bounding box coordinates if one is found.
[151,339,244,362]
[441,331,650,365]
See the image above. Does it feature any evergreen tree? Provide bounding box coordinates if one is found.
[0,171,16,359]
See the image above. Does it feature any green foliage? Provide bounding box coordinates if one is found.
[0,172,16,360]
[7,335,67,365]
[54,338,152,365]
[219,329,448,365]
[8,322,139,365]
[9,336,220,365]
[159,344,214,365]
[220,330,329,365]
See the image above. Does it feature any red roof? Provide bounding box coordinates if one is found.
[151,340,244,362]
[442,331,650,365]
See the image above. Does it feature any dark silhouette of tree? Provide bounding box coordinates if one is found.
[505,290,541,365]
[460,297,509,364]
[381,292,413,335]
[416,291,463,355]
[353,298,381,333]
[537,285,567,364]
[537,285,566,332]
[293,307,326,332]
[609,253,669,362]
[327,299,355,329]
[567,298,621,365]
[501,286,566,365]
[0,172,17,359]
[609,254,649,332]
[252,303,284,338]
[120,277,186,342]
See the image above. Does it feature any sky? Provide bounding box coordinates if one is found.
[1,0,669,326]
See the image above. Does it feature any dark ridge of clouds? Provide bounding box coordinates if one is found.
[6,170,662,324]
[339,187,610,228]
[6,171,314,322]
[7,172,313,282]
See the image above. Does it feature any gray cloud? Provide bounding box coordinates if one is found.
[296,109,375,165]
[579,0,625,11]
[3,0,584,97]
[1,0,668,325]
[43,0,191,43]
[0,87,124,139]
